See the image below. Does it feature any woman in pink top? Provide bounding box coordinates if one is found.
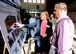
[40,11,53,54]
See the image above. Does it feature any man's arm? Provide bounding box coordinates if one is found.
[58,20,73,54]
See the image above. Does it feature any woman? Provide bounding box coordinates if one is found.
[40,11,53,54]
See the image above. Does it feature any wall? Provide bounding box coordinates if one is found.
[68,0,76,29]
[21,1,46,13]
[68,0,76,21]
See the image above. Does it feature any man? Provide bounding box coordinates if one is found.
[24,13,41,53]
[49,14,56,32]
[29,13,36,37]
[29,13,36,24]
[52,3,74,54]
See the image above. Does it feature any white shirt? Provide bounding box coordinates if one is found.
[29,18,36,24]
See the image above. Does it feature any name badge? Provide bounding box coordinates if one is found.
[47,25,50,28]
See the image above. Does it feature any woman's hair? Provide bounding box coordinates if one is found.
[42,11,49,20]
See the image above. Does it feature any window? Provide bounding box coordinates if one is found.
[37,0,40,3]
[24,0,27,2]
[33,0,36,3]
[28,0,32,3]
[24,0,45,4]
[41,0,45,3]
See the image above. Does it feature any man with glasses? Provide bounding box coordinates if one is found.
[51,3,74,54]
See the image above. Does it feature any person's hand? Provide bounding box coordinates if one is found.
[10,23,18,29]
[49,36,53,44]
[49,45,56,54]
[15,22,25,28]
[15,22,20,26]
[42,34,47,38]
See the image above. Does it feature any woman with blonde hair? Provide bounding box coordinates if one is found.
[40,11,53,54]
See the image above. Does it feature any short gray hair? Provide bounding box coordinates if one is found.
[55,3,67,12]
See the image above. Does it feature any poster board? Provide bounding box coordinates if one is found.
[0,1,27,54]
